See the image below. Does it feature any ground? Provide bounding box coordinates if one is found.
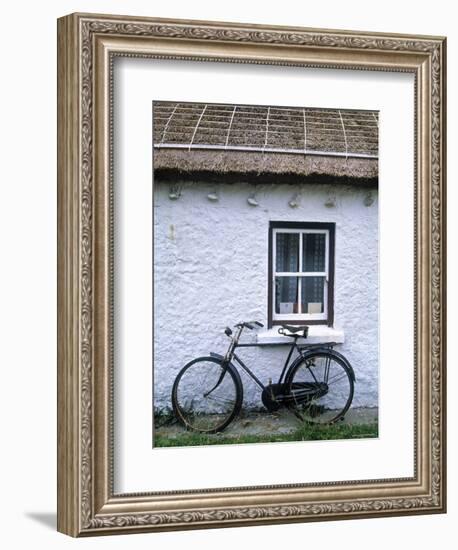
[154,407,378,447]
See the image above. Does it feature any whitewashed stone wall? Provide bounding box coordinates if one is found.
[153,181,378,412]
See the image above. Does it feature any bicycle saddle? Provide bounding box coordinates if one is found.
[279,325,309,338]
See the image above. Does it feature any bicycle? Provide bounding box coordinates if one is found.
[171,321,356,433]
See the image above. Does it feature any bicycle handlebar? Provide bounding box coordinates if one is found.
[223,321,264,340]
[234,320,264,330]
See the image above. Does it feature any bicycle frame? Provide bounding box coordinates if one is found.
[208,323,349,400]
[224,339,337,391]
[230,341,298,390]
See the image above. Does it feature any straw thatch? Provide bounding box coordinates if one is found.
[153,102,378,186]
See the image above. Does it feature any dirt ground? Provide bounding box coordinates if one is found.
[155,407,378,439]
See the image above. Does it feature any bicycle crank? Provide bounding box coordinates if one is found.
[261,383,288,412]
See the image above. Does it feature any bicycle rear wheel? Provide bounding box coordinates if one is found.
[171,357,243,433]
[286,351,354,424]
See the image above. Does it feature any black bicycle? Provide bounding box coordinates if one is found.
[171,321,355,433]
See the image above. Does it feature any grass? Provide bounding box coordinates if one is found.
[154,421,378,448]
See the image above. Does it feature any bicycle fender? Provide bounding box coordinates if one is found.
[208,353,244,383]
[209,353,238,371]
[209,352,226,362]
[325,349,356,382]
[286,348,356,383]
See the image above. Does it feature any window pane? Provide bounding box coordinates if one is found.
[275,277,299,314]
[301,277,325,314]
[302,233,326,272]
[276,233,299,272]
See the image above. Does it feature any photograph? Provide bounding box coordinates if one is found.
[152,100,379,448]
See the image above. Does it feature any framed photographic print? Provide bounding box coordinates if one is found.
[152,100,378,447]
[57,13,446,536]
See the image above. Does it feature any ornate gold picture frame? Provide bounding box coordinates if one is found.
[57,12,446,536]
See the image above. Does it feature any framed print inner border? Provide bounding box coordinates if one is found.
[57,13,446,536]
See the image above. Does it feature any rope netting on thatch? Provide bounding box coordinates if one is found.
[153,102,378,158]
[153,102,378,184]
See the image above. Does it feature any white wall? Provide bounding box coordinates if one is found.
[153,180,378,411]
[1,1,456,550]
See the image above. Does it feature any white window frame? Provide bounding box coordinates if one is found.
[272,227,330,322]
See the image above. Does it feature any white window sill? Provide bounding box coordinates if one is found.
[256,326,344,345]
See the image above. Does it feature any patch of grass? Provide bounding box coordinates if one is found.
[153,409,177,428]
[294,421,378,441]
[154,422,378,448]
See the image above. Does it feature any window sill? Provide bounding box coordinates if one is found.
[256,326,344,345]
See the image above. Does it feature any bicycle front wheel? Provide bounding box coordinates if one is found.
[286,352,354,424]
[171,357,243,433]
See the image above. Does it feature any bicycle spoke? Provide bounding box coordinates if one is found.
[172,358,241,433]
[327,372,349,385]
[206,395,236,405]
[288,353,354,424]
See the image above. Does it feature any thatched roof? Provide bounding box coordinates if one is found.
[153,102,378,186]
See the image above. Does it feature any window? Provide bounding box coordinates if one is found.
[268,222,335,327]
